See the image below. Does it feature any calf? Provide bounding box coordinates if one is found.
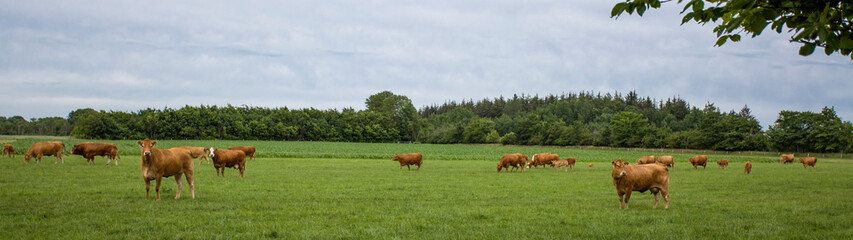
[717,159,729,169]
[209,148,247,177]
[745,161,752,174]
[172,146,210,164]
[565,157,577,170]
[228,146,256,160]
[71,142,120,165]
[497,153,528,172]
[611,159,669,209]
[780,154,795,164]
[24,141,65,164]
[798,157,817,168]
[2,144,13,158]
[689,155,708,169]
[393,153,423,171]
[551,160,570,172]
[138,139,194,200]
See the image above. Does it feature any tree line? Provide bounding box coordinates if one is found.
[2,91,851,153]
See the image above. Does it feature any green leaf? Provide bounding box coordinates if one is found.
[611,2,628,18]
[730,34,741,42]
[749,20,769,36]
[799,43,816,56]
[693,0,704,12]
[715,36,729,46]
[682,12,695,24]
[637,4,647,16]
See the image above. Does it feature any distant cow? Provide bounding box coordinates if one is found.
[611,159,670,209]
[172,146,210,164]
[745,161,752,174]
[498,153,528,172]
[228,146,256,160]
[209,147,246,177]
[688,155,708,169]
[137,139,194,200]
[636,155,656,165]
[551,160,570,172]
[588,164,594,168]
[717,159,729,169]
[528,153,559,168]
[2,144,13,158]
[71,142,119,165]
[24,141,65,164]
[780,154,795,164]
[393,153,423,171]
[565,157,577,170]
[654,156,674,168]
[798,157,817,168]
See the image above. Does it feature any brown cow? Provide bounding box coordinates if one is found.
[551,160,570,172]
[655,156,674,168]
[172,146,210,164]
[745,161,752,174]
[138,139,194,200]
[717,159,729,169]
[798,157,817,168]
[587,164,594,167]
[71,142,120,165]
[636,155,656,165]
[688,155,708,169]
[565,157,577,170]
[228,146,256,160]
[611,159,670,209]
[209,147,246,177]
[393,153,423,171]
[780,154,795,164]
[528,153,559,168]
[24,141,64,164]
[497,153,528,172]
[2,144,13,158]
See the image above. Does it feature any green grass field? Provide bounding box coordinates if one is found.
[1,139,851,239]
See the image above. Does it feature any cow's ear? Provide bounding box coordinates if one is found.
[152,141,157,146]
[137,141,143,147]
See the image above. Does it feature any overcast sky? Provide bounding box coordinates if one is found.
[1,0,851,128]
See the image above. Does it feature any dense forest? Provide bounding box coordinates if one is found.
[2,91,851,153]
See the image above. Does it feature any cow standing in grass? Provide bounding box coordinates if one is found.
[71,142,120,165]
[717,159,729,169]
[745,161,752,174]
[24,141,64,164]
[689,155,708,169]
[497,153,528,172]
[611,159,670,209]
[780,154,795,164]
[528,153,559,168]
[2,144,13,158]
[209,147,247,177]
[393,153,423,171]
[228,146,256,161]
[172,146,210,164]
[636,155,656,165]
[138,139,194,200]
[799,157,817,168]
[655,156,674,168]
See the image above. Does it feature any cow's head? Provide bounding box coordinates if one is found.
[137,139,157,160]
[71,145,80,154]
[24,153,31,162]
[611,159,628,179]
[392,154,400,162]
[209,147,215,157]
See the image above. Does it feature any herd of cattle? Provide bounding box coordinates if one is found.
[1,140,821,207]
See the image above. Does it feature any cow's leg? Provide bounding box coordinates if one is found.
[174,173,183,199]
[155,175,162,200]
[618,192,625,209]
[186,171,195,199]
[145,179,151,199]
[662,187,669,209]
[417,163,421,170]
[623,192,632,209]
[652,190,660,209]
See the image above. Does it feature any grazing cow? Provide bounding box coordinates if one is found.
[172,146,210,164]
[24,141,64,164]
[497,153,528,172]
[528,153,560,168]
[745,161,752,174]
[551,160,570,172]
[71,142,120,165]
[798,157,817,168]
[780,154,795,164]
[2,144,13,158]
[636,155,656,165]
[565,157,577,170]
[138,139,194,200]
[655,156,674,168]
[688,155,708,169]
[392,153,423,171]
[588,164,594,168]
[717,159,729,169]
[228,146,256,160]
[611,159,670,209]
[209,147,246,177]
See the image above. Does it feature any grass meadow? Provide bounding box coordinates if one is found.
[1,138,852,239]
